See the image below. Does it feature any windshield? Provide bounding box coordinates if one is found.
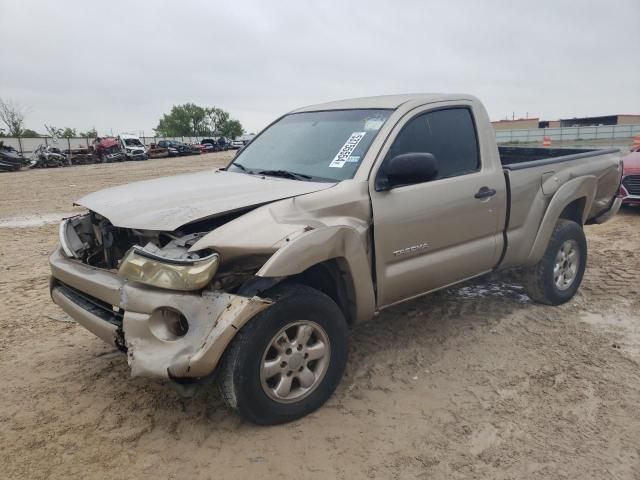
[229,109,391,182]
[124,138,143,147]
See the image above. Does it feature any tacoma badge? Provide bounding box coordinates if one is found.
[393,242,429,257]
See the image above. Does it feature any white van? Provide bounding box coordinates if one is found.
[118,134,147,160]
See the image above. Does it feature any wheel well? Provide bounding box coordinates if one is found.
[288,259,356,325]
[559,197,586,225]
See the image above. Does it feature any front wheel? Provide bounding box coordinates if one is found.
[521,219,587,305]
[218,284,349,425]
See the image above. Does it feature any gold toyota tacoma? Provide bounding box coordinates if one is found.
[50,94,623,424]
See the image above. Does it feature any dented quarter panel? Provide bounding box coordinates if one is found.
[257,225,375,322]
[189,180,372,262]
[190,180,376,321]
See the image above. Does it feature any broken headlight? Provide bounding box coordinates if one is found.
[118,246,219,291]
[59,215,94,259]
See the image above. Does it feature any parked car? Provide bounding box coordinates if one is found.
[31,144,69,168]
[64,147,94,166]
[157,140,192,156]
[241,134,255,145]
[0,142,25,172]
[147,145,170,159]
[49,94,622,425]
[186,143,204,154]
[230,139,245,149]
[202,137,230,151]
[620,146,640,206]
[119,134,147,161]
[218,137,230,150]
[201,143,217,153]
[92,137,126,163]
[200,138,221,152]
[156,140,179,157]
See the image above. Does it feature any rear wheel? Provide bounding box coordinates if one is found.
[218,284,348,425]
[521,219,587,305]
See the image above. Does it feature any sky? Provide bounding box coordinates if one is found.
[1,0,639,136]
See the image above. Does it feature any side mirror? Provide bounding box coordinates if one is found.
[376,153,438,191]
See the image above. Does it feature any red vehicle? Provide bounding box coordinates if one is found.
[192,143,208,154]
[92,137,126,163]
[621,145,640,206]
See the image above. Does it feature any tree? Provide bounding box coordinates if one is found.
[22,128,39,137]
[219,119,243,139]
[44,124,63,138]
[155,103,209,136]
[61,127,77,138]
[79,128,98,138]
[0,98,27,136]
[205,107,229,134]
[155,103,244,137]
[45,125,77,138]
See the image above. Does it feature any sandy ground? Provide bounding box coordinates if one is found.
[1,152,639,479]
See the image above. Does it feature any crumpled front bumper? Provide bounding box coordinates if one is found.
[49,247,272,380]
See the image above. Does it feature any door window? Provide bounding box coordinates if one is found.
[385,107,480,180]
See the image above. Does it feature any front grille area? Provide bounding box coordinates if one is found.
[54,280,123,327]
[623,175,640,196]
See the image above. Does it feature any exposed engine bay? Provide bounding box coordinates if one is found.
[59,211,268,293]
[61,212,211,268]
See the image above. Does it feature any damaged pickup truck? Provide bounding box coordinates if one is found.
[50,94,623,424]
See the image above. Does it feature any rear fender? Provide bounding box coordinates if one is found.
[527,175,596,264]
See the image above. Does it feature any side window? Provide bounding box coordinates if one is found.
[386,107,480,180]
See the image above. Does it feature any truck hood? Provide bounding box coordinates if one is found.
[77,169,335,231]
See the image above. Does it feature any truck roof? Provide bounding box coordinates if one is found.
[291,93,477,113]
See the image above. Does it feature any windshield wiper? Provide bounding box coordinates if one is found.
[229,162,247,172]
[257,169,313,181]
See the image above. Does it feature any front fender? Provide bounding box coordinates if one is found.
[257,225,376,323]
[527,175,596,264]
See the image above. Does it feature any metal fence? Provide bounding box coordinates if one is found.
[3,124,640,156]
[495,124,640,144]
[0,135,215,156]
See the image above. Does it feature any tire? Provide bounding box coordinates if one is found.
[521,219,587,305]
[218,283,349,425]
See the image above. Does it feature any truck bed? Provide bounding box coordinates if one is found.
[498,146,619,169]
[497,146,621,270]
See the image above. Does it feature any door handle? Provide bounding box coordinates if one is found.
[474,186,497,199]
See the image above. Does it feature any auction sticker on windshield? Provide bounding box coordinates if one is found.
[329,132,366,168]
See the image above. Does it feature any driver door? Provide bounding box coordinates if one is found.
[370,104,505,307]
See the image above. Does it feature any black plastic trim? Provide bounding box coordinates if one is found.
[54,280,123,326]
[502,148,619,171]
[495,170,512,269]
